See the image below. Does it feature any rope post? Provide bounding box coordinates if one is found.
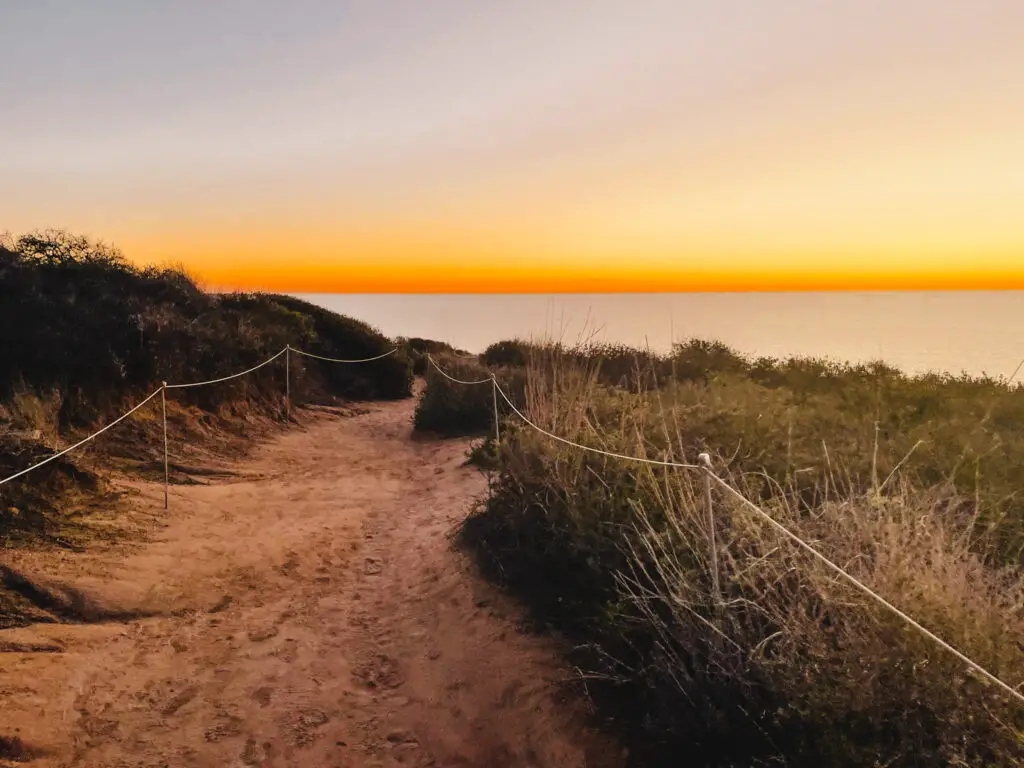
[285,345,291,419]
[161,383,169,510]
[491,377,500,444]
[699,452,722,610]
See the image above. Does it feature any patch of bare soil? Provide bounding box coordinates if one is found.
[0,397,622,767]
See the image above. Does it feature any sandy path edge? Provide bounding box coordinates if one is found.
[0,396,623,768]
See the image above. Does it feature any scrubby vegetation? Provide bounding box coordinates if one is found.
[412,353,525,437]
[0,229,412,552]
[481,339,527,368]
[434,337,1024,563]
[397,337,473,375]
[435,340,1024,766]
[482,337,748,390]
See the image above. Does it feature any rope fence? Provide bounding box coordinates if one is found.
[1,345,1021,710]
[426,353,1024,707]
[0,345,396,506]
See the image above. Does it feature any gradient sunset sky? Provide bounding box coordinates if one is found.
[2,1,1022,292]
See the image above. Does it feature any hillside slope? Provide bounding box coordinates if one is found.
[0,229,412,553]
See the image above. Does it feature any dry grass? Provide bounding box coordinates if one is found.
[458,347,1024,766]
[3,389,63,445]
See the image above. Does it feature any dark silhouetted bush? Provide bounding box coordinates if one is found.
[0,229,413,544]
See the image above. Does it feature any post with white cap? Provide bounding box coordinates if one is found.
[699,452,722,609]
[285,345,291,419]
[161,382,169,510]
[491,376,500,444]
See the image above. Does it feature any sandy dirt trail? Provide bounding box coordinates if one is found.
[0,396,621,768]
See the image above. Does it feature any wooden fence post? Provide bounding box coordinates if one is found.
[161,383,169,510]
[699,452,722,609]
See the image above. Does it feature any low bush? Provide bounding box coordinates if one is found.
[397,336,472,376]
[412,355,526,437]
[268,294,413,400]
[481,339,528,368]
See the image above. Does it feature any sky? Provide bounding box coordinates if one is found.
[2,1,1023,291]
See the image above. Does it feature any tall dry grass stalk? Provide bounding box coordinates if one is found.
[461,346,1024,766]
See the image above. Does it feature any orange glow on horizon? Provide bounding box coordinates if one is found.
[119,228,1024,294]
[180,260,1024,294]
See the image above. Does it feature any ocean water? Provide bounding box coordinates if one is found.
[296,292,1024,379]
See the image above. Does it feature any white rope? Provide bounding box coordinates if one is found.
[291,346,397,364]
[428,352,697,468]
[709,476,1024,705]
[426,354,493,385]
[1,341,396,488]
[491,380,701,469]
[0,388,163,487]
[165,347,287,389]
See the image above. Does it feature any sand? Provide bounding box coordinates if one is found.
[0,395,621,767]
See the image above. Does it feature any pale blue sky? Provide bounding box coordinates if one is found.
[2,1,1022,290]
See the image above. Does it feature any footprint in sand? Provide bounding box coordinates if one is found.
[251,686,273,708]
[161,685,199,716]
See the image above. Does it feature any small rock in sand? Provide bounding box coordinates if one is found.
[247,626,279,642]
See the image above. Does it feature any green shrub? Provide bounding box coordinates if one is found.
[482,339,528,367]
[397,337,471,377]
[267,294,412,400]
[481,337,742,392]
[413,355,525,437]
[669,338,750,383]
